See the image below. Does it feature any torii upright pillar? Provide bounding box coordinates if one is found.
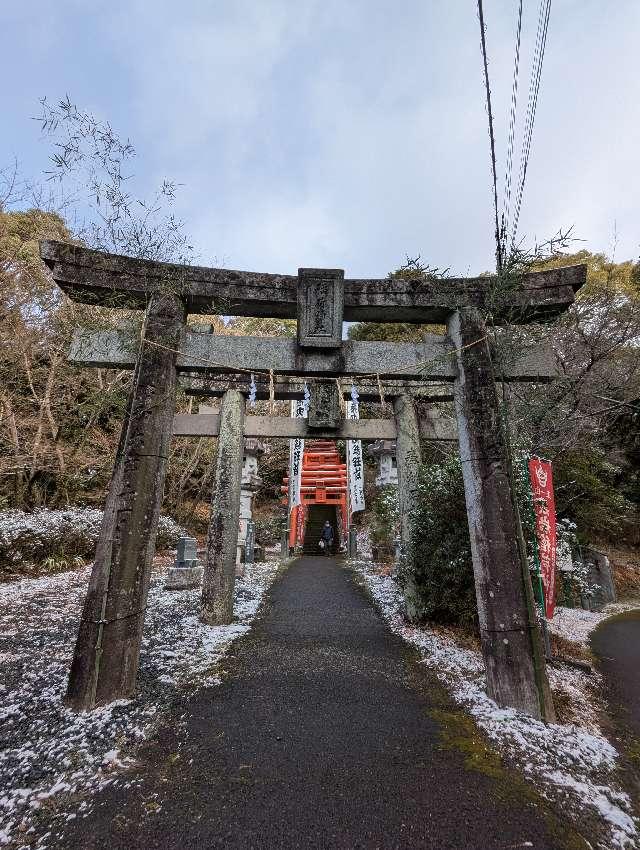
[66,291,186,711]
[448,308,555,721]
[200,389,246,626]
[393,394,422,553]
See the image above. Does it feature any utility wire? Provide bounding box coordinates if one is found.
[514,0,546,235]
[477,0,503,275]
[501,0,523,260]
[511,0,552,251]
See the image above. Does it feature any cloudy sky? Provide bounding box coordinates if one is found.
[1,0,638,277]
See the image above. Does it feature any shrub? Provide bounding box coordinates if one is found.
[398,456,478,628]
[254,513,282,545]
[552,447,636,544]
[0,507,185,578]
[370,485,399,559]
[399,452,540,629]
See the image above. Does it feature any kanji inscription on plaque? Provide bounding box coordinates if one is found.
[297,267,344,349]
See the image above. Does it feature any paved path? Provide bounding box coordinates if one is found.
[58,557,582,849]
[591,609,640,740]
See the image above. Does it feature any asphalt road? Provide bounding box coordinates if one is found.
[56,556,582,849]
[591,609,640,740]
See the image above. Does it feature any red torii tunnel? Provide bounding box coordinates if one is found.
[282,441,348,550]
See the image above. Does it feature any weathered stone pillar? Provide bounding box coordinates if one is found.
[393,394,422,552]
[448,308,554,721]
[201,389,245,625]
[66,291,186,711]
[394,394,423,620]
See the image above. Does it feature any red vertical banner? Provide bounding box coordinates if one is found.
[528,457,557,619]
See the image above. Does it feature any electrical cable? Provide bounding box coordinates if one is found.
[502,0,523,259]
[511,0,552,250]
[477,0,503,274]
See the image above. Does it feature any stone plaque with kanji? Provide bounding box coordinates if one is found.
[308,382,341,429]
[297,267,344,349]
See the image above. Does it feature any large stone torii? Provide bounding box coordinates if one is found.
[41,240,586,721]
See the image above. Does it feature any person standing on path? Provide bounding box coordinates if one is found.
[320,520,334,555]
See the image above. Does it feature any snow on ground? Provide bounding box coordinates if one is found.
[350,560,639,850]
[549,603,640,647]
[0,559,281,849]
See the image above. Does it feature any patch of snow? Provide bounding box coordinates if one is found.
[350,560,639,850]
[0,558,281,847]
[355,525,372,560]
[0,508,184,574]
[548,604,640,647]
[546,663,602,732]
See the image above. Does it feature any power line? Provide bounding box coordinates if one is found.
[510,0,552,251]
[501,0,524,259]
[477,0,503,275]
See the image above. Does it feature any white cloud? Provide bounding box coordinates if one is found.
[3,0,638,274]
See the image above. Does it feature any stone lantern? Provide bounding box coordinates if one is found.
[368,440,398,487]
[237,438,267,564]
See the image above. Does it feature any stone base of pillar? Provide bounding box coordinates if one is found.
[165,565,203,590]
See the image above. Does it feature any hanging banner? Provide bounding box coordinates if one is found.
[528,457,557,619]
[288,400,306,510]
[346,399,366,514]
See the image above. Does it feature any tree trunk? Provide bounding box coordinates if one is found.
[1,393,20,460]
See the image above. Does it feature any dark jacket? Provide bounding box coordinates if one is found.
[320,524,334,542]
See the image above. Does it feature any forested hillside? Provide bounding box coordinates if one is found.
[350,252,640,549]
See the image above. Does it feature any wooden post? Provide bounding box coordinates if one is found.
[448,308,555,721]
[66,291,186,711]
[200,389,245,626]
[393,394,422,551]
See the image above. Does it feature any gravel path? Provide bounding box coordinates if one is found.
[53,556,585,850]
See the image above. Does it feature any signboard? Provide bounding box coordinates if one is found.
[346,399,366,514]
[288,400,307,510]
[528,457,557,619]
[297,268,344,349]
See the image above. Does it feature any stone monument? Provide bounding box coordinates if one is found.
[165,537,203,590]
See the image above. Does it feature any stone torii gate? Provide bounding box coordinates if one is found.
[180,380,456,557]
[41,240,585,721]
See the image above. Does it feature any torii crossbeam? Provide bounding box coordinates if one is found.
[42,240,583,321]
